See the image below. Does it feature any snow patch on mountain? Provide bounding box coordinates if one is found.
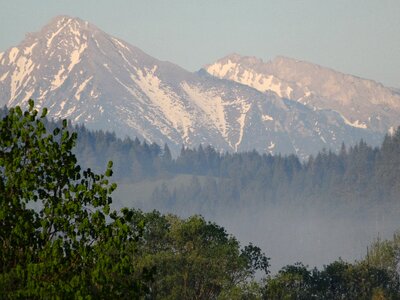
[262,114,274,121]
[0,71,9,82]
[10,56,35,102]
[112,37,131,52]
[68,43,87,72]
[206,58,291,98]
[240,71,284,97]
[341,115,367,129]
[133,67,193,142]
[75,76,93,100]
[8,48,19,63]
[47,19,71,47]
[24,42,37,56]
[206,60,238,78]
[181,82,228,138]
[51,65,66,90]
[235,104,250,151]
[268,141,275,151]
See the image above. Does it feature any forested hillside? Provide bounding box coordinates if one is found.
[70,113,400,214]
[146,134,400,218]
[8,100,395,216]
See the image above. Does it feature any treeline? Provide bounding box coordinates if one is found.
[265,232,400,298]
[73,118,400,213]
[74,122,400,211]
[2,105,399,213]
[151,135,400,215]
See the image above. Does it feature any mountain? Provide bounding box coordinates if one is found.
[205,54,400,133]
[0,16,386,157]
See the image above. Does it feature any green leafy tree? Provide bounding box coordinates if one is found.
[365,231,400,282]
[129,211,269,299]
[264,259,400,300]
[0,100,149,298]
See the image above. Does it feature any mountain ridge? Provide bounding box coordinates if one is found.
[0,15,390,157]
[205,53,400,133]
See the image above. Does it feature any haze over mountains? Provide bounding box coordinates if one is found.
[0,15,399,156]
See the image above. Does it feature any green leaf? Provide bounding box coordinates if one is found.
[41,107,48,118]
[28,99,34,110]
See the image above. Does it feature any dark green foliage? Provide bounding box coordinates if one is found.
[264,260,400,299]
[0,101,150,298]
[128,210,269,299]
[365,231,400,282]
[73,126,165,181]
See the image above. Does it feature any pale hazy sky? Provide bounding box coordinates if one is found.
[1,0,399,87]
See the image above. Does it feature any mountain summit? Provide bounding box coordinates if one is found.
[0,16,389,156]
[205,54,400,133]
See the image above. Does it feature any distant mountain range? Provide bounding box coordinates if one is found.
[0,15,398,157]
[205,54,400,133]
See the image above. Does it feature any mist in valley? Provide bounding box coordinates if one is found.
[114,183,400,273]
[70,122,400,273]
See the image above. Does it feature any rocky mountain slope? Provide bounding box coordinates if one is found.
[205,54,400,133]
[0,16,388,157]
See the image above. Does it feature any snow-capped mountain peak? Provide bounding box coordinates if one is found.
[0,16,392,157]
[205,54,400,133]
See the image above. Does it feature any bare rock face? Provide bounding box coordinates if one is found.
[0,16,387,157]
